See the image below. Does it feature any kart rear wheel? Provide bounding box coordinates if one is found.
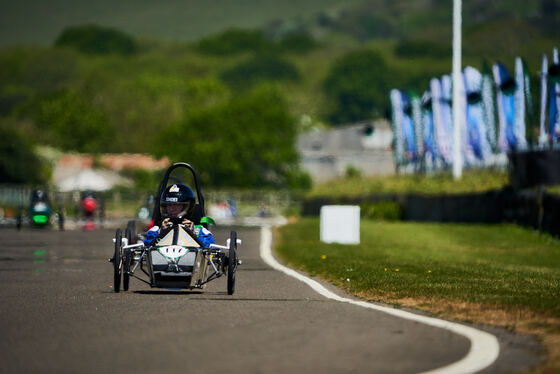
[126,220,137,244]
[227,231,237,295]
[113,228,122,293]
[122,247,131,292]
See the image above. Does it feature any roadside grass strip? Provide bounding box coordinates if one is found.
[272,219,560,373]
[261,226,499,374]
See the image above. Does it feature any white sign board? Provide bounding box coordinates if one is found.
[320,205,360,244]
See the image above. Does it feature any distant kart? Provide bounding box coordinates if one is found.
[16,189,64,230]
[82,192,98,217]
[137,195,155,224]
[80,191,104,230]
[109,162,241,294]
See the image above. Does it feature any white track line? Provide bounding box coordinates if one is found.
[259,226,499,374]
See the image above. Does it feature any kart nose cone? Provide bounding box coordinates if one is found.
[32,214,49,225]
[158,245,189,259]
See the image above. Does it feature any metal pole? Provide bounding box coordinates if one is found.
[452,0,463,179]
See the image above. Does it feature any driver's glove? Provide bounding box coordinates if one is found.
[161,218,172,230]
[181,218,194,230]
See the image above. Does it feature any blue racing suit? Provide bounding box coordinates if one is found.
[143,224,215,247]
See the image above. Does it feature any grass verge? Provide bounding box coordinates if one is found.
[275,218,560,373]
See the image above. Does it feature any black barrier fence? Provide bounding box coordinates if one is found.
[302,189,560,238]
[509,150,560,189]
[508,150,560,188]
[404,191,504,223]
[303,149,560,237]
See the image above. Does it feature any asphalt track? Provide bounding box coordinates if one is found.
[0,226,540,373]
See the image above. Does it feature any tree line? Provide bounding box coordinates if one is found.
[1,7,557,186]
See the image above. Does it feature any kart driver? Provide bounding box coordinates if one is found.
[143,184,215,247]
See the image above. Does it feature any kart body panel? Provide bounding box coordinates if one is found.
[146,225,209,289]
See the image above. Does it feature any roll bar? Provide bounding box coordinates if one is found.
[151,162,205,224]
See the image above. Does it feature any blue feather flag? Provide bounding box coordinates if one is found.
[422,91,438,169]
[539,54,549,147]
[493,62,517,151]
[401,91,417,161]
[514,57,528,150]
[549,48,560,144]
[464,67,493,162]
[430,76,454,165]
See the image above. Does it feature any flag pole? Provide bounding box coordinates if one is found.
[452,0,463,179]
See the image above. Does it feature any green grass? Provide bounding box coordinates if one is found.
[307,169,510,198]
[275,218,560,315]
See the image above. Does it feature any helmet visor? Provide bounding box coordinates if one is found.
[160,201,191,218]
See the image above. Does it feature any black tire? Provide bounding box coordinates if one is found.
[227,231,237,295]
[58,210,65,231]
[125,226,133,247]
[122,248,131,292]
[16,207,22,230]
[127,220,137,244]
[123,228,134,291]
[113,228,122,293]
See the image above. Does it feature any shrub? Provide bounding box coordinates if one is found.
[323,49,390,123]
[34,91,113,153]
[285,167,312,191]
[220,54,300,89]
[394,40,451,59]
[360,201,402,221]
[54,24,137,55]
[345,165,363,179]
[0,122,45,184]
[158,84,305,189]
[159,85,309,188]
[279,31,317,53]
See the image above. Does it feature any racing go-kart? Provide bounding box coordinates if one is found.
[16,189,64,230]
[110,163,241,294]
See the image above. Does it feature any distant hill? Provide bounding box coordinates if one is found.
[290,0,558,41]
[0,0,353,46]
[262,0,558,72]
[2,0,556,59]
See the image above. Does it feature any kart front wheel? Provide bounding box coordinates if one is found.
[227,231,238,295]
[123,227,134,291]
[113,228,122,293]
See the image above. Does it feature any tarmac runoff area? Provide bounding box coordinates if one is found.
[0,224,542,373]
